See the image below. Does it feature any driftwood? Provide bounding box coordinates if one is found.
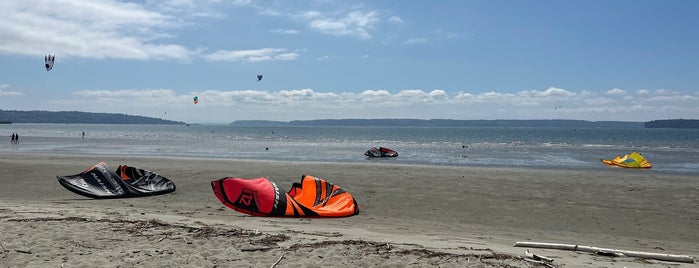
[270,252,285,268]
[514,241,695,263]
[523,249,556,268]
[524,249,554,262]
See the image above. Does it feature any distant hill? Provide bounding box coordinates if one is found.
[645,119,699,128]
[228,120,290,126]
[231,119,646,128]
[0,110,184,124]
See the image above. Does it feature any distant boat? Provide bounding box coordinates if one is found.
[365,147,398,157]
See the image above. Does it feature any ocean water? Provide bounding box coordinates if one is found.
[2,123,698,175]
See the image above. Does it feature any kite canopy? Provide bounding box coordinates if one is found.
[601,151,652,168]
[211,175,359,217]
[257,74,263,81]
[57,162,176,198]
[45,53,55,71]
[365,147,398,157]
[193,96,199,104]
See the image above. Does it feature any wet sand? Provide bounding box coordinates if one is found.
[1,153,697,267]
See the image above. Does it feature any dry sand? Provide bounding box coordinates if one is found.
[0,152,697,267]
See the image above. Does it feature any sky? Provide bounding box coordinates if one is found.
[0,0,698,124]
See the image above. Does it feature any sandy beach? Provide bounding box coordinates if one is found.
[0,152,697,267]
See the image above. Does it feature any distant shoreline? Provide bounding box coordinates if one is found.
[231,118,699,128]
[3,108,697,128]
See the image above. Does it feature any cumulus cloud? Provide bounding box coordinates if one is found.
[61,86,697,122]
[606,88,626,95]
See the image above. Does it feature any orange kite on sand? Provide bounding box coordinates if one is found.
[601,151,652,168]
[211,174,359,217]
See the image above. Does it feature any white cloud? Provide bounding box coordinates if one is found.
[203,48,299,62]
[0,0,193,60]
[435,29,458,39]
[270,28,300,35]
[75,88,178,98]
[307,10,380,39]
[404,38,428,45]
[606,88,626,95]
[388,16,403,23]
[0,84,22,96]
[39,86,696,122]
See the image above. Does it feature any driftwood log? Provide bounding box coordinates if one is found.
[514,241,695,263]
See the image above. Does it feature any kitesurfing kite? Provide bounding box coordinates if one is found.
[57,162,176,198]
[257,74,263,81]
[44,53,55,71]
[365,147,398,157]
[601,151,652,168]
[193,96,199,104]
[211,174,359,217]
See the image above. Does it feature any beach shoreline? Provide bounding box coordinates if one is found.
[1,153,697,267]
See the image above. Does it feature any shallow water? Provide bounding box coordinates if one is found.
[2,124,698,175]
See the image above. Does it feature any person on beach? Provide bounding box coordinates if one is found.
[82,131,85,139]
[10,133,15,144]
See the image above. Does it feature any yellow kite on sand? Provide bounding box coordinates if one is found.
[601,151,652,168]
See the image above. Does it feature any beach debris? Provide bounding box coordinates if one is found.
[270,252,284,268]
[57,162,176,199]
[601,151,652,168]
[45,53,55,71]
[522,249,555,267]
[16,248,32,254]
[524,249,553,262]
[514,241,695,263]
[212,175,359,217]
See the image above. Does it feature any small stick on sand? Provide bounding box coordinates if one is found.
[16,249,32,254]
[524,249,553,262]
[270,252,285,268]
[523,258,556,268]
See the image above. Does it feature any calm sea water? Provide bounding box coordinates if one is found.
[2,123,698,175]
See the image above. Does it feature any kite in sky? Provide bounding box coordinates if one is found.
[45,54,55,71]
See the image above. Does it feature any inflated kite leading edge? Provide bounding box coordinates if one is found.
[211,175,359,217]
[57,162,176,199]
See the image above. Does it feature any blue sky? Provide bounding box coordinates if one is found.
[1,0,697,123]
